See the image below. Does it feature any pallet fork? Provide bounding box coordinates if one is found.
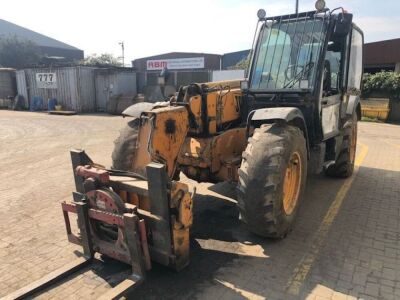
[5,149,192,299]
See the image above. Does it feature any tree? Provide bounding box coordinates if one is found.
[83,53,122,67]
[0,35,41,68]
[363,71,400,98]
[229,54,250,70]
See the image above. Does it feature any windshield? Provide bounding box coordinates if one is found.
[250,15,328,91]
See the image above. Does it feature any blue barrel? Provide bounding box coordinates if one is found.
[30,96,43,111]
[48,98,57,111]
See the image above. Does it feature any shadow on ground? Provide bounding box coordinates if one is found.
[30,166,400,300]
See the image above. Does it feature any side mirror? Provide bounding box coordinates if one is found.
[240,80,249,91]
[333,13,353,38]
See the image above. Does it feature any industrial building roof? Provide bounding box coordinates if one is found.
[0,19,81,51]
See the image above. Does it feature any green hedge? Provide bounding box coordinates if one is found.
[363,71,400,98]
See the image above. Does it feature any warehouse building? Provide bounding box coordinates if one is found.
[0,19,84,61]
[132,52,220,99]
[132,51,246,98]
[132,52,221,72]
[130,37,400,99]
[221,39,400,74]
[364,38,400,73]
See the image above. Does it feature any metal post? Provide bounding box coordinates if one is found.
[296,0,299,14]
[119,41,125,67]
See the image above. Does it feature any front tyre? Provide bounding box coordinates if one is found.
[237,124,307,238]
[112,119,139,171]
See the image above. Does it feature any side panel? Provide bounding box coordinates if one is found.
[321,101,340,138]
[178,128,247,182]
[131,106,189,179]
[187,87,242,135]
[150,107,189,178]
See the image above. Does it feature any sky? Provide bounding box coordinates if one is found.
[1,0,400,65]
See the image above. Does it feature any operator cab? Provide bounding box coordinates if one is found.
[243,3,363,146]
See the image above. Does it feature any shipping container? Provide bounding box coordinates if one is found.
[94,69,136,111]
[16,66,137,113]
[16,66,96,112]
[0,68,16,99]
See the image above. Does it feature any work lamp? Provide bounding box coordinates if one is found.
[315,0,326,11]
[257,9,266,20]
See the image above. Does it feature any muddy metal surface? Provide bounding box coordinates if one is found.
[1,111,400,300]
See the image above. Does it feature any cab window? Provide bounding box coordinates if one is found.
[347,28,363,90]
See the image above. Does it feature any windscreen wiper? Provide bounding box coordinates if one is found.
[284,62,315,89]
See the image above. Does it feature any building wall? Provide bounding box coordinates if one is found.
[17,67,96,112]
[364,39,400,73]
[94,69,137,111]
[16,67,136,112]
[132,52,221,72]
[0,69,16,99]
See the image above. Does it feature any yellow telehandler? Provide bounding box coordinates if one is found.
[7,2,363,299]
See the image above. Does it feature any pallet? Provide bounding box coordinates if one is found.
[48,110,77,115]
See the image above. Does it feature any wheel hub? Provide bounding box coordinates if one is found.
[282,152,302,216]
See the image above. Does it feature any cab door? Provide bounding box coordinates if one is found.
[320,21,364,139]
[320,43,343,140]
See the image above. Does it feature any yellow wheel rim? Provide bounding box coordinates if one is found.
[283,152,302,216]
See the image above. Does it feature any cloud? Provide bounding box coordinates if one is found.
[1,0,399,62]
[355,16,400,42]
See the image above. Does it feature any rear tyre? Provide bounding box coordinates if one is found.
[325,114,357,178]
[112,119,139,171]
[237,124,307,238]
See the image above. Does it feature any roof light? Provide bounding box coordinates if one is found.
[315,0,326,11]
[257,9,266,20]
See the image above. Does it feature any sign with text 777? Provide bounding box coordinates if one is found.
[36,73,57,89]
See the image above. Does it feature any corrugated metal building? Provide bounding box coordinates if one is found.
[17,67,96,112]
[0,68,16,99]
[16,67,136,112]
[94,69,137,111]
[0,19,84,61]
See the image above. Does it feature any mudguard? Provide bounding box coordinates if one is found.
[251,107,309,154]
[122,102,158,118]
[346,95,361,120]
[122,101,170,118]
[251,107,305,123]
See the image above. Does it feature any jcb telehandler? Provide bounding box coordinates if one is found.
[7,2,363,299]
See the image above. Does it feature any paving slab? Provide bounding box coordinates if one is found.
[0,111,399,300]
